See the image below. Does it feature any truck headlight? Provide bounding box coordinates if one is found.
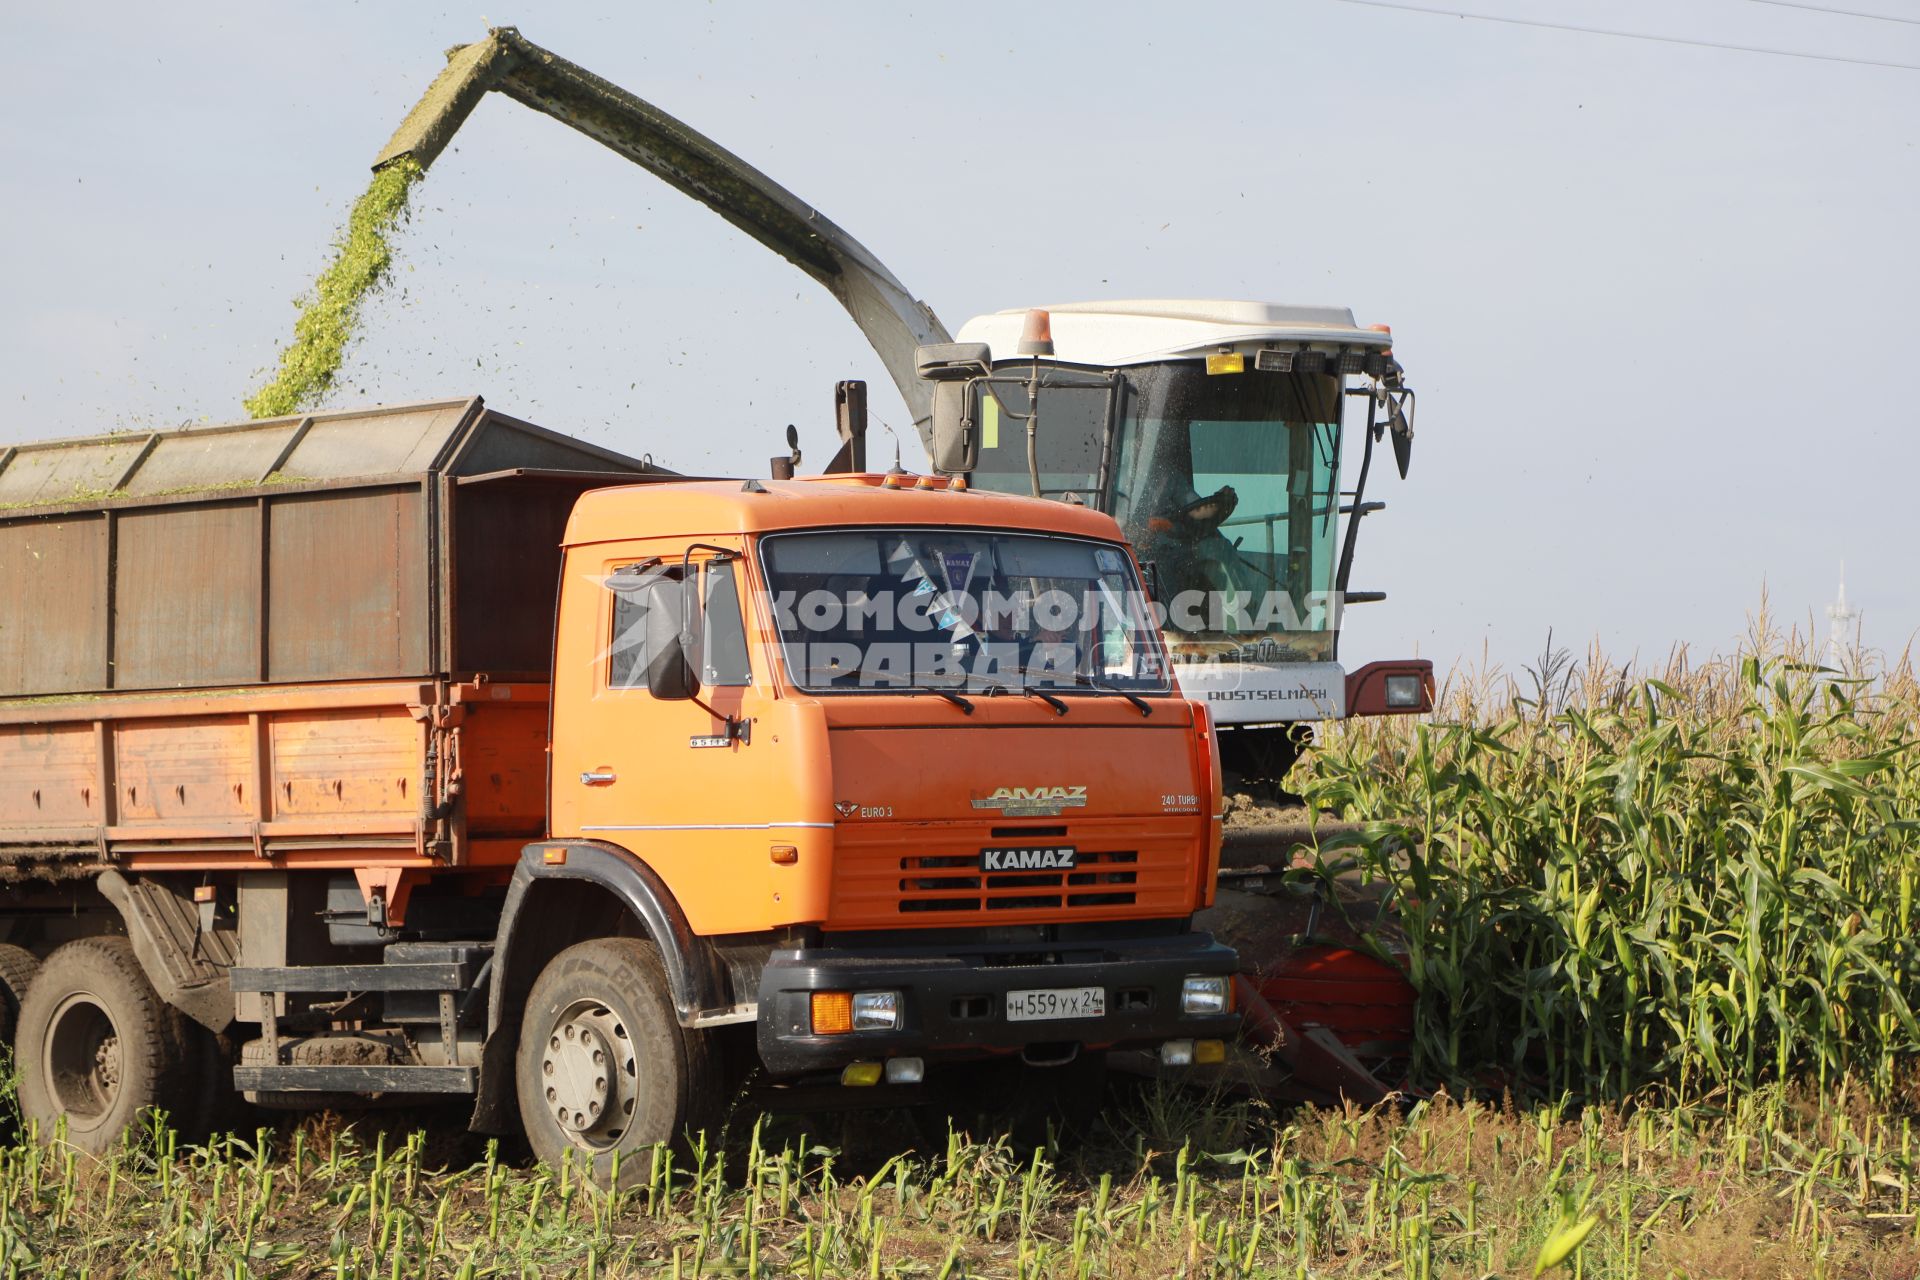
[851,990,902,1031]
[1180,975,1230,1015]
[1385,674,1423,708]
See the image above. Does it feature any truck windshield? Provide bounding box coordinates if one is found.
[971,361,1342,659]
[759,529,1170,694]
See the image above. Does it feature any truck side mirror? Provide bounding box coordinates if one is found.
[644,578,698,701]
[930,380,980,474]
[916,343,993,475]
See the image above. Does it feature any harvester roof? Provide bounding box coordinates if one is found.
[957,299,1394,368]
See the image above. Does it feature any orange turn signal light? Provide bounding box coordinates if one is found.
[811,991,853,1035]
[770,843,798,865]
[542,847,567,865]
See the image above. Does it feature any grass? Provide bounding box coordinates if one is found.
[6,1083,1920,1278]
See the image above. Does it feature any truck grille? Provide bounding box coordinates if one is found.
[899,850,1139,913]
[824,820,1202,929]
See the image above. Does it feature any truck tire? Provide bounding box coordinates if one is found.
[0,943,40,1047]
[516,937,717,1187]
[182,1024,255,1140]
[16,937,192,1154]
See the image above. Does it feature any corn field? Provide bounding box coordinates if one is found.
[10,630,1920,1275]
[1302,627,1920,1105]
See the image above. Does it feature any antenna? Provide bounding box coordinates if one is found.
[878,418,906,475]
[1825,562,1861,674]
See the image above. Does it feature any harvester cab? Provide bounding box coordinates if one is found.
[916,301,1431,787]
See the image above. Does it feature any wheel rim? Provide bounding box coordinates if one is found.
[540,998,638,1151]
[43,991,121,1122]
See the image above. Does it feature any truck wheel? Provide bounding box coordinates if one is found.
[516,937,716,1187]
[181,1024,255,1140]
[0,943,40,1046]
[16,937,191,1154]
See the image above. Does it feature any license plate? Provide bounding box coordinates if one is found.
[1006,986,1106,1022]
[981,845,1077,873]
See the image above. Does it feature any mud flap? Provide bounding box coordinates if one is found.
[98,870,237,1033]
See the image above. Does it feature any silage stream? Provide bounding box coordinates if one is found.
[244,158,423,419]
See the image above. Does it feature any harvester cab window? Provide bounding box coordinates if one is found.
[1110,362,1342,653]
[967,368,1112,500]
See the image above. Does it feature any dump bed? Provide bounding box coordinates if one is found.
[0,398,654,876]
[0,397,656,694]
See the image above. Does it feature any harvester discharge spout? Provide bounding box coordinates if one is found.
[374,27,949,447]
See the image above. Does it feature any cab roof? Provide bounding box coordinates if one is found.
[562,473,1127,548]
[958,299,1394,368]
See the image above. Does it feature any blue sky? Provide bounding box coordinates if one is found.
[3,2,1915,676]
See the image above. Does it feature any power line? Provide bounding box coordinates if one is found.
[1742,0,1920,27]
[1327,0,1920,71]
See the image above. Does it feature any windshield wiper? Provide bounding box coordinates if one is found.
[971,675,1068,715]
[1024,687,1070,716]
[1063,672,1154,717]
[930,689,975,715]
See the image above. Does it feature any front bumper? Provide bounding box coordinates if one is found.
[756,929,1239,1077]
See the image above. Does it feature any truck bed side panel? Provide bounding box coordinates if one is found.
[0,517,108,695]
[0,681,548,869]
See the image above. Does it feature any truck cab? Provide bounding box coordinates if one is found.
[532,475,1236,1113]
[0,406,1235,1185]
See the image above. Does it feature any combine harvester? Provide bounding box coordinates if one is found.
[366,29,1434,1097]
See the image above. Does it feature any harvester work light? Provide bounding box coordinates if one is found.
[1385,674,1423,708]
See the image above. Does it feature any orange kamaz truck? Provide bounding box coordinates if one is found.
[0,397,1236,1178]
